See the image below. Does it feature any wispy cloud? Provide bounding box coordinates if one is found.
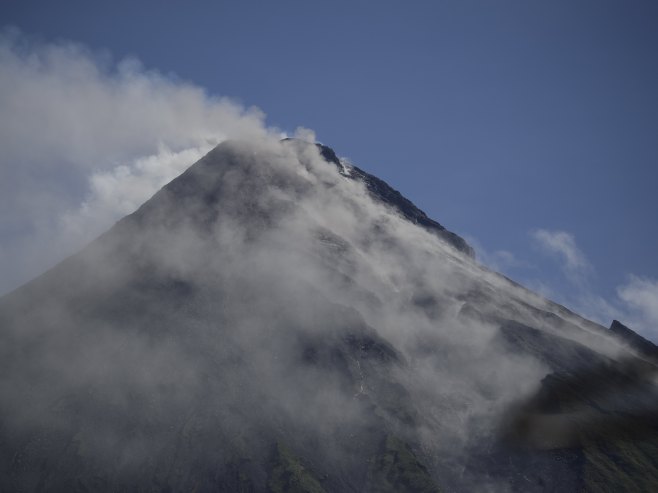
[531,229,590,284]
[465,235,526,274]
[528,228,657,340]
[617,276,658,337]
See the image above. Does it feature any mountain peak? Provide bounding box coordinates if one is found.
[282,138,474,257]
[610,319,658,361]
[2,137,657,491]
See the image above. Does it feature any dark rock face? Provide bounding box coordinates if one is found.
[0,139,657,492]
[610,319,658,361]
[294,139,473,257]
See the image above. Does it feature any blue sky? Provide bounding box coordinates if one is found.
[1,1,657,338]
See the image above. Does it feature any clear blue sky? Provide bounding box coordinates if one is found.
[2,0,657,333]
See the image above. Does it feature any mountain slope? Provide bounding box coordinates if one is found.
[0,138,656,492]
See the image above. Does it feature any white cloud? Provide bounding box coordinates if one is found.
[531,228,590,283]
[571,278,658,341]
[0,29,266,168]
[527,227,658,341]
[617,276,658,337]
[0,29,276,294]
[465,235,525,274]
[58,145,211,249]
[292,126,316,143]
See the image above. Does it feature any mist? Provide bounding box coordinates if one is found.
[0,29,272,295]
[1,134,643,491]
[2,31,657,493]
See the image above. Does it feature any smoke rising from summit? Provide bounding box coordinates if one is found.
[0,30,274,294]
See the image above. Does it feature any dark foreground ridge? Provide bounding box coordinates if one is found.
[0,139,657,492]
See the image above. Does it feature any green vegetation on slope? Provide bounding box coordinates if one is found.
[367,435,442,493]
[267,442,326,493]
[582,434,658,493]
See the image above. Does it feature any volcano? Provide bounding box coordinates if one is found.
[1,138,657,492]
